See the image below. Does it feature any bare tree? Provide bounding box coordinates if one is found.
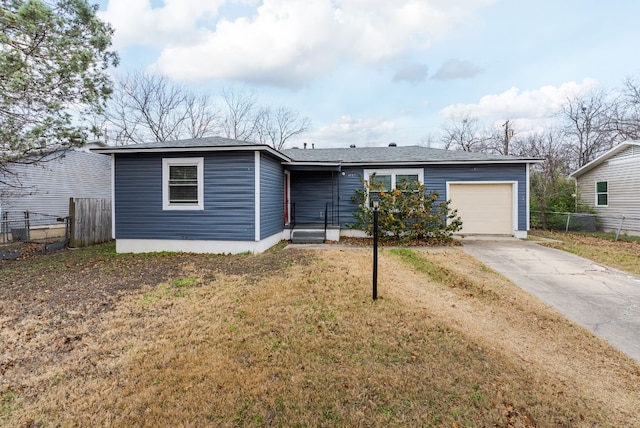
[220,88,311,148]
[610,76,640,140]
[439,114,491,152]
[254,106,311,150]
[560,89,617,169]
[515,130,574,226]
[221,87,259,141]
[102,72,222,145]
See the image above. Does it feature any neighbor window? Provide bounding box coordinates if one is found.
[364,169,423,204]
[162,158,204,210]
[595,181,608,207]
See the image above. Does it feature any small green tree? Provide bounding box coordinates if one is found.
[350,176,462,244]
[1,0,118,173]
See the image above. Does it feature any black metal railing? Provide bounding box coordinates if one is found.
[323,202,328,242]
[290,202,296,232]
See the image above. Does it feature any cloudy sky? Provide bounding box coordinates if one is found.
[95,0,640,148]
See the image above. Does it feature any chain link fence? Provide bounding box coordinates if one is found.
[531,211,640,240]
[1,211,68,259]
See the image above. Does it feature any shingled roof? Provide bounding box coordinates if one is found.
[91,136,290,161]
[282,145,539,165]
[93,137,540,165]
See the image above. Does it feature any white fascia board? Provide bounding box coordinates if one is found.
[339,160,543,167]
[284,161,342,167]
[93,145,291,162]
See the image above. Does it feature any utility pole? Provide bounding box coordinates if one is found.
[503,120,513,155]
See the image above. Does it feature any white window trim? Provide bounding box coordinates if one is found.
[162,157,204,211]
[363,168,424,206]
[363,168,424,189]
[595,180,608,207]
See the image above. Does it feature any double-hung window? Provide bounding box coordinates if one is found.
[595,181,608,207]
[162,158,204,210]
[364,169,423,203]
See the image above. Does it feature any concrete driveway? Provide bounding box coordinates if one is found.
[460,237,640,363]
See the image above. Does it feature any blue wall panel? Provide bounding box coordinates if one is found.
[114,152,255,240]
[335,164,528,230]
[423,164,527,230]
[260,154,285,238]
[289,171,337,224]
[337,167,364,228]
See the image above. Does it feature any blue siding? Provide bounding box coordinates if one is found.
[260,154,285,238]
[114,152,255,240]
[336,164,528,230]
[423,164,528,230]
[289,171,337,224]
[337,167,364,227]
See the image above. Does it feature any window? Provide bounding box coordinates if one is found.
[595,181,608,207]
[364,169,423,204]
[162,158,204,210]
[395,174,420,189]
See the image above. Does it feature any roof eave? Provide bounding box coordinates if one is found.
[91,145,291,162]
[336,159,543,166]
[570,141,640,178]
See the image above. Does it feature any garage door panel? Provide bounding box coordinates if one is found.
[449,183,513,235]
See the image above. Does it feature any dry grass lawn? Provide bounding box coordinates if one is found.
[530,230,640,277]
[1,243,639,427]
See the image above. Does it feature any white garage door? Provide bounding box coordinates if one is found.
[448,183,514,235]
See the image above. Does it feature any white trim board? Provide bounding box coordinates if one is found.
[255,151,261,241]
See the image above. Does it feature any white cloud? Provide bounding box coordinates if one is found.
[301,115,398,148]
[98,0,225,49]
[99,0,495,88]
[440,78,599,123]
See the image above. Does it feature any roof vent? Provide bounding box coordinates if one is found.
[350,144,356,148]
[389,142,397,147]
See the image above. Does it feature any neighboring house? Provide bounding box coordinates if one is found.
[0,145,112,237]
[570,141,640,236]
[93,137,541,254]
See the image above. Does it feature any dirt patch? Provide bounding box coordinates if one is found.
[0,242,309,399]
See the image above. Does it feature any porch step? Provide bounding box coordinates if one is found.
[291,229,325,244]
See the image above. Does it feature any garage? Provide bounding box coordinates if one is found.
[448,182,515,235]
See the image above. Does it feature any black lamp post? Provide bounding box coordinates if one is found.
[372,196,379,301]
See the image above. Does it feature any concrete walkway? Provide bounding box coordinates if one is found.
[459,237,640,362]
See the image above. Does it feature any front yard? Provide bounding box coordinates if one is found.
[1,239,639,426]
[530,230,640,276]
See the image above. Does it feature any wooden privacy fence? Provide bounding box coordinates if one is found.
[68,198,112,247]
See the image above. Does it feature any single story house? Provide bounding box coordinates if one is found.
[570,141,640,236]
[93,137,541,254]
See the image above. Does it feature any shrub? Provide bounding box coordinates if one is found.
[349,176,462,244]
